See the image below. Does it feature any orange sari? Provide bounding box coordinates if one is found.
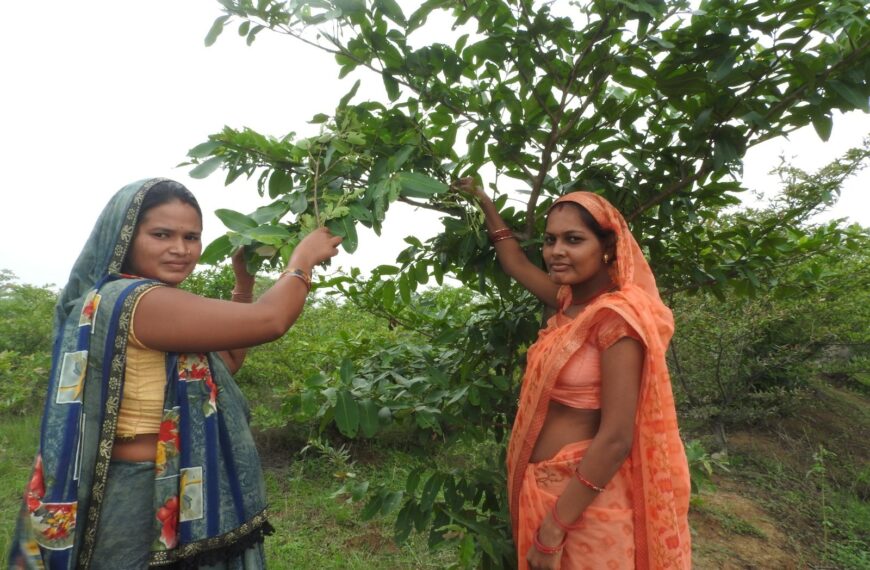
[505,192,692,568]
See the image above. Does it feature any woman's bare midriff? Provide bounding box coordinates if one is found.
[529,401,601,463]
[112,434,158,462]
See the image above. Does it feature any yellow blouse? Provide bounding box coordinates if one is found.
[115,294,166,437]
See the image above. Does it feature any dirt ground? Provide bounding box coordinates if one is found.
[689,382,869,569]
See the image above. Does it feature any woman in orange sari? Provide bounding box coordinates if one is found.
[456,179,691,569]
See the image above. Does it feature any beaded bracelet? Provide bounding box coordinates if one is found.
[533,528,566,555]
[574,467,605,493]
[282,267,311,292]
[489,227,515,244]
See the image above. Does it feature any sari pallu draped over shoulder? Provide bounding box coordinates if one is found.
[505,192,692,569]
[9,179,272,569]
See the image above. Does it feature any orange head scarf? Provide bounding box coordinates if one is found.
[505,192,691,568]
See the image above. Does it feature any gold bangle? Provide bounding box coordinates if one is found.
[282,267,311,292]
[231,291,254,303]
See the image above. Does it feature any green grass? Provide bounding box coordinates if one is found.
[0,414,456,567]
[0,413,40,557]
[262,442,456,569]
[698,504,766,539]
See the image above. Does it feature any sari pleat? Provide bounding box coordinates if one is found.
[518,440,635,570]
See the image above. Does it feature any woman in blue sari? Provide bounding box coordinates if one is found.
[9,178,341,569]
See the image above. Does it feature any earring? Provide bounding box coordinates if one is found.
[603,253,611,264]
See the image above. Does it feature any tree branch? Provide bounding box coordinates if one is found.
[627,158,712,222]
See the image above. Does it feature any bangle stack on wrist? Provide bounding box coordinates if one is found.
[489,227,515,244]
[231,291,254,303]
[282,267,312,292]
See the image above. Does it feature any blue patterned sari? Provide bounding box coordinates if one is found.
[8,179,272,569]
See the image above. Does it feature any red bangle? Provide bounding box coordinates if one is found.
[489,227,515,244]
[574,467,605,493]
[533,528,566,555]
[551,501,581,532]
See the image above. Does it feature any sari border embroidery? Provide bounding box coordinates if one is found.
[148,507,272,566]
[107,178,164,275]
[77,281,161,569]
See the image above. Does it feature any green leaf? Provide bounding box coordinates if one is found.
[388,146,414,172]
[288,192,308,215]
[381,491,403,515]
[246,24,264,46]
[710,52,737,82]
[376,0,406,25]
[394,502,415,543]
[383,74,400,101]
[189,156,224,179]
[215,209,258,233]
[187,140,221,159]
[244,225,291,245]
[827,80,869,112]
[199,235,233,265]
[334,390,359,438]
[204,15,229,47]
[338,79,361,109]
[326,217,359,253]
[414,262,428,284]
[811,114,832,142]
[250,201,288,224]
[406,467,422,495]
[648,35,675,49]
[396,172,448,199]
[398,274,411,303]
[340,358,354,384]
[268,170,293,199]
[361,493,384,520]
[359,399,380,437]
[420,472,445,510]
[380,280,396,308]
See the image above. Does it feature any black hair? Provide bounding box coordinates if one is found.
[121,180,202,274]
[137,179,202,224]
[548,201,617,254]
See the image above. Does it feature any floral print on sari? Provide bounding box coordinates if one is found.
[155,495,180,550]
[26,455,77,550]
[156,407,181,477]
[78,290,101,327]
[179,353,218,416]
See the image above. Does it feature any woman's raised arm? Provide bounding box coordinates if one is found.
[133,227,342,354]
[454,178,560,308]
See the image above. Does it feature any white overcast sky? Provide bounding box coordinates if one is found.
[1,1,868,287]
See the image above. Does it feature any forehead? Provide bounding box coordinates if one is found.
[139,200,202,229]
[545,204,591,232]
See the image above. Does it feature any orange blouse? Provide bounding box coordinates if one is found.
[549,311,640,409]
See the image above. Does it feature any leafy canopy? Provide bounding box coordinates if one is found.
[191,0,869,566]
